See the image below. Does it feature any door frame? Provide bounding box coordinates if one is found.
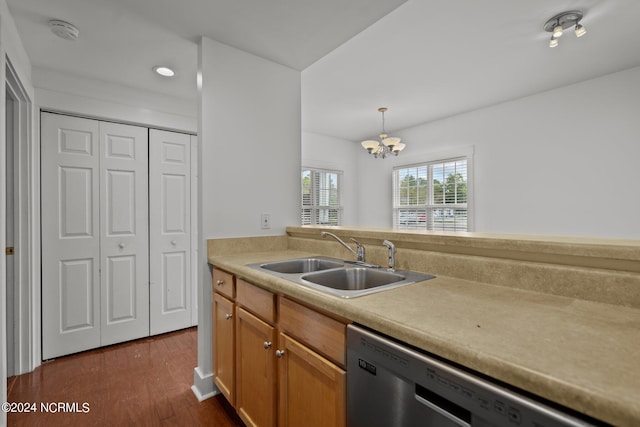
[4,58,38,375]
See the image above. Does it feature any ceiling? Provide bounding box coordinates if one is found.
[7,0,640,141]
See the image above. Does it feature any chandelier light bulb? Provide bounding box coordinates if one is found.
[382,137,401,148]
[549,36,559,48]
[575,24,586,37]
[361,140,379,154]
[392,142,406,154]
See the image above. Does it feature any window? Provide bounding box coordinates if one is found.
[393,157,469,231]
[302,168,342,225]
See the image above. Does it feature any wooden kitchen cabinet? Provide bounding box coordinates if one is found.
[277,332,346,427]
[278,296,346,366]
[236,307,277,427]
[210,268,348,427]
[213,267,235,299]
[213,292,235,405]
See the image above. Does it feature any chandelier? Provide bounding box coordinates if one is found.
[360,107,405,159]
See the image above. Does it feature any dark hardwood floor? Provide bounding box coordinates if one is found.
[6,328,245,426]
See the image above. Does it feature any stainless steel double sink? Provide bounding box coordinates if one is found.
[247,256,434,298]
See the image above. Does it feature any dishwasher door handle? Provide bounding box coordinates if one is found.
[415,394,471,427]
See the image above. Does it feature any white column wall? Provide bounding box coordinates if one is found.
[356,66,640,239]
[194,36,301,399]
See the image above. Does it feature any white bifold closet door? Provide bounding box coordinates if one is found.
[149,129,192,335]
[41,113,149,359]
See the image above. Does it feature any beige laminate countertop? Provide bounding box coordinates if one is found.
[209,250,640,427]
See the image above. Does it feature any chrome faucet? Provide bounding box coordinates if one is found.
[321,231,366,262]
[383,240,396,271]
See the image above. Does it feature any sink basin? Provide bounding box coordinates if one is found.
[248,256,434,298]
[258,257,344,274]
[301,267,404,290]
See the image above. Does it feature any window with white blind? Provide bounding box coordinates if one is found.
[302,168,343,225]
[393,157,469,231]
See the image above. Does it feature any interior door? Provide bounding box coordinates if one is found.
[99,122,149,346]
[149,129,191,334]
[42,114,150,358]
[41,113,101,359]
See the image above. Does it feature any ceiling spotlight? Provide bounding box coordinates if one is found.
[49,20,79,41]
[575,24,587,38]
[544,10,586,48]
[552,24,563,38]
[153,66,175,77]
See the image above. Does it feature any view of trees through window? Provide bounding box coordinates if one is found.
[302,168,342,225]
[394,158,468,231]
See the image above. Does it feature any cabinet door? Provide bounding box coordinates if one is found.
[213,293,235,405]
[278,333,346,427]
[236,308,276,427]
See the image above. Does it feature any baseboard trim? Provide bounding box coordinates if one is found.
[192,366,218,402]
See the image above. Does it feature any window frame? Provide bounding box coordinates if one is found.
[392,154,472,232]
[301,167,343,226]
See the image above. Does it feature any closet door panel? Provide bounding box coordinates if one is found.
[99,121,149,346]
[41,113,101,359]
[149,129,192,335]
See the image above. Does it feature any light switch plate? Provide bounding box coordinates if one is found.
[261,213,271,229]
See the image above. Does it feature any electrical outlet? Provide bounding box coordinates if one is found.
[261,213,271,229]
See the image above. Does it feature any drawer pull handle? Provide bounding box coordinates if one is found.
[275,350,285,358]
[263,341,272,349]
[216,280,224,286]
[225,314,233,320]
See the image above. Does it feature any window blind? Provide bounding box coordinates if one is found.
[393,158,468,231]
[302,168,343,225]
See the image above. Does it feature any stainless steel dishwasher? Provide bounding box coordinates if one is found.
[347,324,606,427]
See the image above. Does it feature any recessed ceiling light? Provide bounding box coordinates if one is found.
[153,66,175,77]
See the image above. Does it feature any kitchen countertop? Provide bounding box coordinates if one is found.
[209,249,640,427]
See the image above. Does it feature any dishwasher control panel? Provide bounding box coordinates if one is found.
[347,324,606,427]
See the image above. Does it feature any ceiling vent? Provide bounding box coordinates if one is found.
[49,20,79,41]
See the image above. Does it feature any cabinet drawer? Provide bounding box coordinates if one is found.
[278,297,347,367]
[236,279,276,324]
[213,267,235,299]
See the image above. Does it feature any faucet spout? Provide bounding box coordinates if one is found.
[321,232,365,262]
[383,240,396,271]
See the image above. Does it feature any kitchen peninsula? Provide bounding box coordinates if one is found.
[208,226,640,427]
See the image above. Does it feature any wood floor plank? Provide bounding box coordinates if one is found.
[7,328,244,426]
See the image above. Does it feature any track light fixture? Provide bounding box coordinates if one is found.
[544,10,586,48]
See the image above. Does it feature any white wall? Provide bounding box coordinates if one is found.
[34,67,197,133]
[1,0,34,423]
[195,36,301,399]
[200,38,301,238]
[355,66,640,239]
[302,131,360,226]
